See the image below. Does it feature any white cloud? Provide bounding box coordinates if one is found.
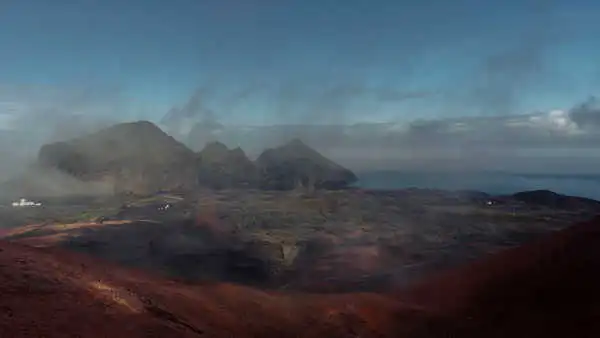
[528,109,582,135]
[181,102,600,173]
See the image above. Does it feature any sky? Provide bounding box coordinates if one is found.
[2,0,600,125]
[2,0,600,175]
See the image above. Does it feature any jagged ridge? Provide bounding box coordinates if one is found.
[33,122,358,194]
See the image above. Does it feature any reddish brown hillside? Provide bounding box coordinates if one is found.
[1,216,600,337]
[0,241,414,337]
[400,216,600,337]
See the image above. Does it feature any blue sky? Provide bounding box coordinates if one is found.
[2,0,600,125]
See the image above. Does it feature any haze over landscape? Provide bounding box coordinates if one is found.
[3,1,600,181]
[2,1,600,337]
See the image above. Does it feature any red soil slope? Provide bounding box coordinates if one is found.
[400,215,600,337]
[0,241,417,337]
[1,216,600,337]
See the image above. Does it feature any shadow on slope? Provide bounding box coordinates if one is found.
[4,217,402,292]
[3,218,278,288]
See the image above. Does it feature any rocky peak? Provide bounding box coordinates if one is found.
[196,143,258,189]
[197,142,231,162]
[256,139,357,190]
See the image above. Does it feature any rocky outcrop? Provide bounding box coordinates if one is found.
[256,139,357,190]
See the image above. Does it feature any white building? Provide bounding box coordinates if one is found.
[11,198,42,207]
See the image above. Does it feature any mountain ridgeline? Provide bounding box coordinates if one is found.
[35,121,357,195]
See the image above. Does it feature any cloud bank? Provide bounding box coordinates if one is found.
[2,81,600,180]
[182,97,600,174]
[0,84,126,181]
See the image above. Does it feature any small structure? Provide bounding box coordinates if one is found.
[485,198,504,207]
[158,203,171,211]
[11,198,42,207]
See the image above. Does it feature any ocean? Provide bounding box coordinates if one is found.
[355,171,600,200]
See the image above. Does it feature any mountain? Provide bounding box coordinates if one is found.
[196,141,258,189]
[256,139,358,190]
[32,121,359,194]
[37,121,199,195]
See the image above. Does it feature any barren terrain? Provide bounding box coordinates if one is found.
[0,206,599,337]
[1,188,597,292]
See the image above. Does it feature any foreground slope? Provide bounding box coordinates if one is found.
[401,215,600,337]
[1,215,600,337]
[0,241,409,338]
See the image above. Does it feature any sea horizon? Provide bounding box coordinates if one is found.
[355,170,600,200]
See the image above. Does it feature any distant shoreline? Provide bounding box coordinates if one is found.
[354,170,600,200]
